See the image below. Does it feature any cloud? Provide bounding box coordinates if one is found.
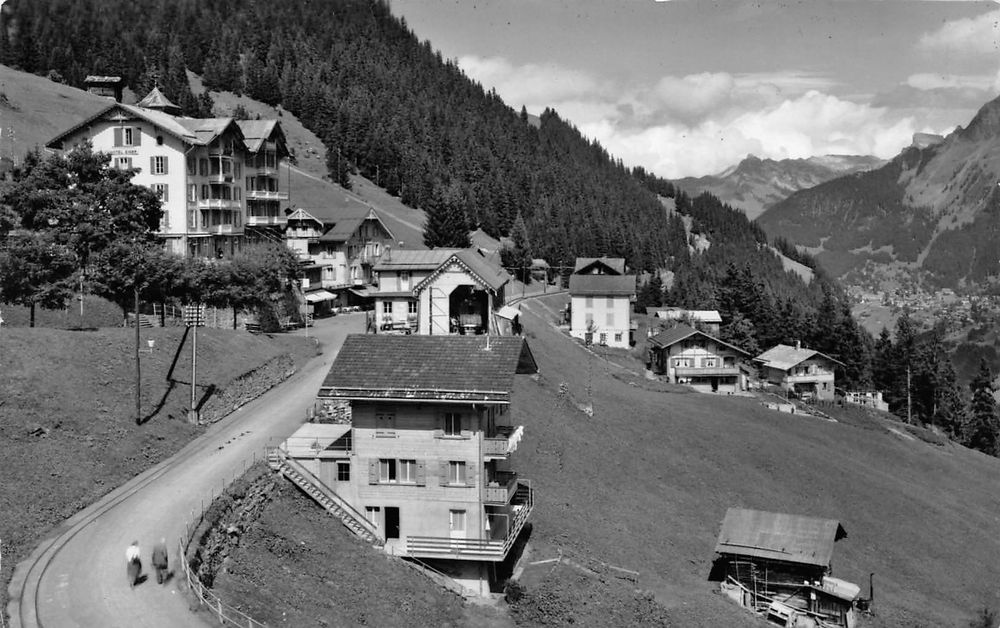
[918,8,1000,54]
[457,55,609,110]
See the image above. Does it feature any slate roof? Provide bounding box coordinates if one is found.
[714,508,846,568]
[755,344,844,370]
[574,257,626,275]
[568,273,635,296]
[648,323,750,356]
[319,335,538,403]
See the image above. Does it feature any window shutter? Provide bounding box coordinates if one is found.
[467,461,476,487]
[460,413,471,439]
[149,157,155,174]
[415,460,425,486]
[368,459,378,484]
[133,128,141,145]
[457,462,467,485]
[439,461,448,486]
[434,413,444,439]
[163,157,168,175]
[161,185,168,202]
[113,128,122,147]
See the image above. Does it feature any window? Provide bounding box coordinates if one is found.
[449,510,466,533]
[444,412,461,436]
[448,461,467,485]
[674,358,691,368]
[199,159,208,177]
[379,458,397,483]
[365,506,380,528]
[201,184,209,200]
[188,209,197,229]
[156,135,164,145]
[408,301,418,315]
[336,461,350,481]
[115,157,132,170]
[606,297,614,309]
[605,311,614,327]
[399,459,416,483]
[400,270,410,290]
[615,332,623,343]
[188,184,197,202]
[382,301,392,315]
[187,156,196,175]
[585,296,594,309]
[151,183,168,202]
[703,358,717,368]
[160,211,169,229]
[599,332,607,345]
[123,127,135,146]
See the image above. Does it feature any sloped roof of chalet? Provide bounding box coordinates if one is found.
[568,273,635,296]
[714,508,846,568]
[236,120,286,153]
[648,323,750,356]
[45,103,245,149]
[412,248,511,293]
[84,75,123,84]
[318,205,395,243]
[318,334,538,403]
[374,248,461,272]
[755,344,844,370]
[470,228,502,253]
[653,309,723,324]
[574,257,626,275]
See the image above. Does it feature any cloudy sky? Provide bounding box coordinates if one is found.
[392,0,1000,178]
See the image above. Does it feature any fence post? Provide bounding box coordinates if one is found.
[218,598,224,623]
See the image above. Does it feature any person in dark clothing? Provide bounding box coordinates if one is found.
[151,538,169,585]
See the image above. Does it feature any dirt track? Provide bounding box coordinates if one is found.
[6,314,364,628]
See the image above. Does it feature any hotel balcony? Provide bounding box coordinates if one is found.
[404,482,533,562]
[246,189,288,201]
[196,198,242,210]
[206,223,240,235]
[245,214,287,227]
[250,165,280,176]
[483,470,520,504]
[673,366,740,378]
[483,425,524,459]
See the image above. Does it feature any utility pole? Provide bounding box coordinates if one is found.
[906,365,912,424]
[184,304,204,424]
[134,285,141,425]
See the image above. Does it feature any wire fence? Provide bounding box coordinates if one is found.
[177,449,270,628]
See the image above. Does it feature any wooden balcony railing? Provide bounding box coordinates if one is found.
[483,471,518,504]
[483,425,524,458]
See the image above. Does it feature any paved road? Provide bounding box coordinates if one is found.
[7,314,364,628]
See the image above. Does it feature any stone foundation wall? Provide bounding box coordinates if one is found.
[199,354,297,424]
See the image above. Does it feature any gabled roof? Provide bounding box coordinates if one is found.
[574,257,625,275]
[409,248,510,294]
[648,323,750,356]
[136,86,181,115]
[755,344,844,370]
[318,335,538,403]
[318,206,395,243]
[374,248,461,272]
[568,273,635,296]
[714,508,846,568]
[175,117,244,145]
[236,120,287,154]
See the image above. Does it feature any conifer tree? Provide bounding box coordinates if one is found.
[966,358,1000,455]
[422,183,470,249]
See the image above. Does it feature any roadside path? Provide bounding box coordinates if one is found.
[7,314,363,628]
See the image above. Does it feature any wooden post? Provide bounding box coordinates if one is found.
[134,286,141,425]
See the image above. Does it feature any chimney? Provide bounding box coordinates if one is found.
[795,340,801,350]
[84,75,124,103]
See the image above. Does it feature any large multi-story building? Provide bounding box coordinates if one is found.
[271,334,537,594]
[568,257,636,348]
[45,88,289,258]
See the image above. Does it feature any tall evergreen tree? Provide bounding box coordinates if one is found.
[422,182,470,248]
[966,358,1000,455]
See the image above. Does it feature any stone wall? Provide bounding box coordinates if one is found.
[199,354,297,424]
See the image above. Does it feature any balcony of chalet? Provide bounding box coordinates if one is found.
[483,425,524,459]
[405,481,533,562]
[673,365,741,378]
[483,470,520,504]
[246,189,288,201]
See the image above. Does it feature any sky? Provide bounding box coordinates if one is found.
[392,0,1000,178]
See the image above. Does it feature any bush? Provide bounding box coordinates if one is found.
[504,578,525,604]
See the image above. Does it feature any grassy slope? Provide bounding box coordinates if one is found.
[514,295,1000,627]
[0,326,317,617]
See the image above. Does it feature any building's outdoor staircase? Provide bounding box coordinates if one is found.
[266,448,383,546]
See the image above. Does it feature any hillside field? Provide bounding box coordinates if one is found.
[0,325,317,619]
[201,293,1000,627]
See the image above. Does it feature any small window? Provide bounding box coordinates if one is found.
[585,296,594,309]
[365,506,380,528]
[151,155,167,175]
[605,311,614,327]
[188,184,197,202]
[201,184,208,200]
[599,332,607,345]
[156,135,164,145]
[444,412,461,436]
[703,358,717,368]
[449,509,466,532]
[199,159,208,177]
[448,461,467,485]
[124,127,135,146]
[115,157,132,170]
[408,301,418,315]
[378,459,397,483]
[187,156,196,175]
[336,461,350,481]
[151,183,168,202]
[399,459,416,483]
[614,332,623,343]
[382,301,392,315]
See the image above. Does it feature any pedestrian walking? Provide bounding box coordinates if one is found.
[125,540,142,588]
[151,538,169,585]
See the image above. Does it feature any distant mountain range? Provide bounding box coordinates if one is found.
[757,95,1000,292]
[674,154,885,220]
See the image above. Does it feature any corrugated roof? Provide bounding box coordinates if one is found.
[648,324,751,356]
[319,335,538,403]
[574,257,626,275]
[568,273,635,296]
[714,508,845,568]
[374,248,461,271]
[755,344,844,370]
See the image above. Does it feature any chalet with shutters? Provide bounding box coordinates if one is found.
[45,88,288,258]
[272,334,537,594]
[284,196,395,311]
[647,324,751,393]
[755,342,844,401]
[373,248,510,335]
[568,257,636,348]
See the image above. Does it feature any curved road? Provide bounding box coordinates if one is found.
[7,314,364,628]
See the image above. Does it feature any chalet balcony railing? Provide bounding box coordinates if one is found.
[483,425,524,458]
[405,482,533,562]
[246,189,288,201]
[673,366,740,378]
[196,198,241,210]
[784,372,834,383]
[281,433,353,457]
[483,471,518,504]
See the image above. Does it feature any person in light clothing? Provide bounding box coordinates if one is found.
[125,540,142,587]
